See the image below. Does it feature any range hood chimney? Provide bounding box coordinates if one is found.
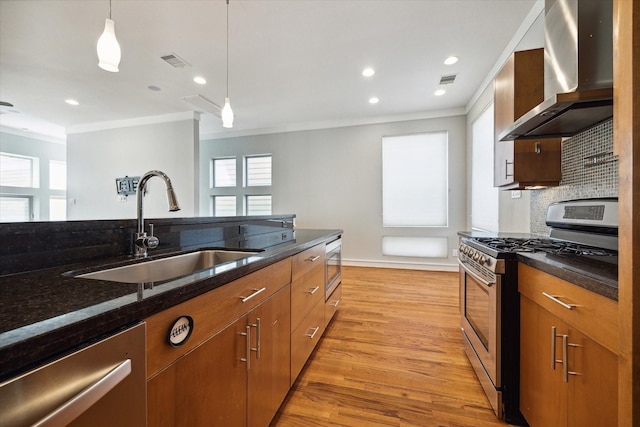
[499,0,613,141]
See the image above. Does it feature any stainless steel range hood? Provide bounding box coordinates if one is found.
[499,0,613,141]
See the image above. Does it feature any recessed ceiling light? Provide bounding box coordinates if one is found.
[434,89,446,96]
[369,97,379,104]
[65,99,79,106]
[444,56,459,65]
[193,76,207,85]
[362,68,375,77]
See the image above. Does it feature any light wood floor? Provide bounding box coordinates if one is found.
[271,266,509,427]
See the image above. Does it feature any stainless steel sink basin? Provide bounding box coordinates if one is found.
[76,250,259,283]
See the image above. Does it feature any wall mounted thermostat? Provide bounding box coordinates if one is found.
[115,176,140,195]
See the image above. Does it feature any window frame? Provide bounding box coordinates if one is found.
[209,153,273,216]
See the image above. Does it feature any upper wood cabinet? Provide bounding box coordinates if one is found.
[494,48,562,189]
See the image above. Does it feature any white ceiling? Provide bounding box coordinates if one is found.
[0,0,541,141]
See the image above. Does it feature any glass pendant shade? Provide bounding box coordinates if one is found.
[221,97,234,128]
[97,18,121,72]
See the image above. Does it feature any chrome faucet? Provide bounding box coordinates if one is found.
[134,170,180,257]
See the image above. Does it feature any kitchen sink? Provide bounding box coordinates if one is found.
[75,250,259,284]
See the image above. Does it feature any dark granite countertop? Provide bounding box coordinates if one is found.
[0,228,341,381]
[457,231,618,301]
[516,251,617,300]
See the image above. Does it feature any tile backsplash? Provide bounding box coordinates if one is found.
[530,119,618,235]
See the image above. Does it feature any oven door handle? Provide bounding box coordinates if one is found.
[457,259,494,287]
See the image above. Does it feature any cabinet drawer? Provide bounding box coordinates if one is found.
[518,263,618,353]
[145,258,292,378]
[325,284,341,326]
[292,244,325,282]
[291,264,325,330]
[290,299,325,383]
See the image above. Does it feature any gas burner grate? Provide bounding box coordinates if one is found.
[473,237,617,257]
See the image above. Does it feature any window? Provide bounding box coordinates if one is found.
[0,196,31,222]
[213,195,237,217]
[213,157,236,188]
[0,153,38,188]
[246,195,272,215]
[381,236,448,258]
[210,154,273,217]
[49,197,66,221]
[382,132,448,227]
[471,104,499,232]
[245,155,272,187]
[49,160,67,190]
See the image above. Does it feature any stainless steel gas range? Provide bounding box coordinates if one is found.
[458,198,618,425]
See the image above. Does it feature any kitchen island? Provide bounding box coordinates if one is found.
[0,216,341,383]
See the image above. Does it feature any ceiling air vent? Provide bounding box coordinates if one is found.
[439,74,457,85]
[161,53,191,68]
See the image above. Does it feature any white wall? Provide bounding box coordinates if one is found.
[201,115,466,271]
[66,117,199,220]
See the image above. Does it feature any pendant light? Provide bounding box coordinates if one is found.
[97,0,121,72]
[221,0,234,128]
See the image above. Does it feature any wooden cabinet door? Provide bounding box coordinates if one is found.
[291,298,326,383]
[520,295,567,427]
[493,48,561,189]
[567,327,618,427]
[147,316,248,427]
[291,265,325,330]
[324,284,341,327]
[247,285,291,427]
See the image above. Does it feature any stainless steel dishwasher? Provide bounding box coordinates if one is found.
[0,322,146,427]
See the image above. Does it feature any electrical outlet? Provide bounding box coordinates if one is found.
[452,249,458,257]
[117,195,127,203]
[511,190,522,199]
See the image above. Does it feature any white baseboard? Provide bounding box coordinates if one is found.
[343,258,459,272]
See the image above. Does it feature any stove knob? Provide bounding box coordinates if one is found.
[479,255,486,265]
[459,243,464,252]
[473,252,481,261]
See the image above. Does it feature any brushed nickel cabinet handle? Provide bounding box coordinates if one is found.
[305,326,320,340]
[331,299,340,308]
[240,287,266,303]
[240,325,250,370]
[551,326,562,370]
[307,286,320,295]
[562,334,569,382]
[543,292,576,310]
[251,318,261,359]
[562,335,581,382]
[505,159,514,178]
[551,326,565,371]
[307,255,321,262]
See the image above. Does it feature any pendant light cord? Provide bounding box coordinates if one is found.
[109,0,112,19]
[226,0,230,97]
